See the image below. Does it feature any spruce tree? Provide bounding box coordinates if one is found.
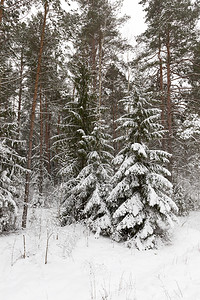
[61,117,113,234]
[54,57,96,177]
[108,81,177,249]
[59,52,114,233]
[0,0,29,232]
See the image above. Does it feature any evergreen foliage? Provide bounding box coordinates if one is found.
[61,117,114,234]
[108,84,177,249]
[0,0,199,240]
[0,121,25,232]
[54,59,96,178]
[137,0,200,156]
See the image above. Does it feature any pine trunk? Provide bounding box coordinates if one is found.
[158,36,165,150]
[166,27,173,178]
[91,35,97,90]
[48,112,51,173]
[98,32,103,112]
[166,28,172,155]
[39,84,43,195]
[91,0,97,91]
[22,1,48,228]
[18,48,23,131]
[112,97,117,155]
[45,97,51,174]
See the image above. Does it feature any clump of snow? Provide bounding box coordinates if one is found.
[131,143,147,158]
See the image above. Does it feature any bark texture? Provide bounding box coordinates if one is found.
[22,1,49,228]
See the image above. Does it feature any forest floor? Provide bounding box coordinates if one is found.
[0,208,200,300]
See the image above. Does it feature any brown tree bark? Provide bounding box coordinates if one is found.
[22,1,49,228]
[166,28,172,155]
[112,95,117,155]
[98,23,106,115]
[18,48,23,131]
[98,31,103,112]
[39,84,43,195]
[165,27,174,178]
[158,35,166,150]
[45,97,51,174]
[90,0,97,91]
[47,112,51,173]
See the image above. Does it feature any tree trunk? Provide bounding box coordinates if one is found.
[165,27,173,178]
[91,35,97,90]
[18,48,24,131]
[112,96,117,155]
[22,1,49,228]
[98,26,105,115]
[45,97,51,174]
[48,112,51,173]
[158,35,165,150]
[98,33,103,112]
[91,0,97,91]
[166,28,172,155]
[39,84,43,195]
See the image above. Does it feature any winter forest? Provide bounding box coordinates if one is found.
[1,0,200,299]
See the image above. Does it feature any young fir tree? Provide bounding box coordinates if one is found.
[0,138,25,232]
[107,81,178,250]
[0,93,26,232]
[61,117,113,234]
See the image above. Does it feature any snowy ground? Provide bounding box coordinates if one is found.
[0,209,200,300]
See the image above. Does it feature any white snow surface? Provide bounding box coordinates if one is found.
[1,209,200,299]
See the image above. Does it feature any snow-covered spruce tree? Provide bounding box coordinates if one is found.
[54,58,96,176]
[0,28,26,231]
[58,56,113,233]
[54,59,96,216]
[0,120,25,232]
[61,117,114,235]
[107,84,178,249]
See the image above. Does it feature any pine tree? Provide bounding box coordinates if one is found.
[23,11,68,203]
[20,0,73,225]
[137,0,200,157]
[22,0,49,228]
[108,81,177,249]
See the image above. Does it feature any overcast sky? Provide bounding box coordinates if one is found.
[121,0,146,43]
